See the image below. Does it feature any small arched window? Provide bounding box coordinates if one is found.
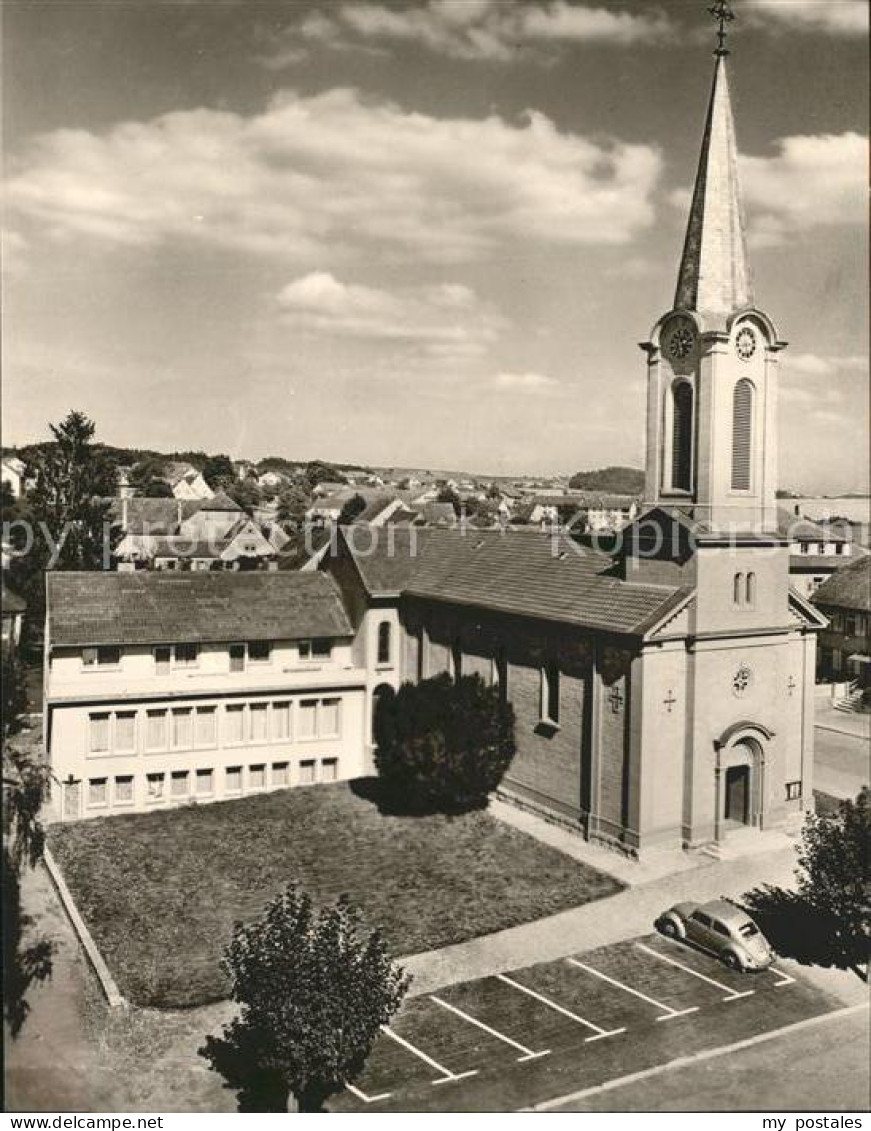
[731,379,754,490]
[671,381,694,491]
[733,572,744,606]
[377,621,392,666]
[746,572,756,607]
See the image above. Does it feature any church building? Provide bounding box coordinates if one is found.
[328,24,826,857]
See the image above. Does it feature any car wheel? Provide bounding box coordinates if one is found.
[721,951,741,971]
[660,919,679,939]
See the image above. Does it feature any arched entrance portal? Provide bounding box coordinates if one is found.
[713,723,774,843]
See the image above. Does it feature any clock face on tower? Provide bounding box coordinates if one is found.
[666,321,695,361]
[736,326,757,361]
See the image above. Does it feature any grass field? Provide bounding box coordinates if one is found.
[47,781,622,1009]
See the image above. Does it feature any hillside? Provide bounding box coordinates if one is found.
[568,466,645,494]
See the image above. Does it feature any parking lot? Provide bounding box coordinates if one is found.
[332,932,838,1112]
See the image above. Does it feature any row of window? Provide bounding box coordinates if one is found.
[732,572,757,607]
[81,758,340,810]
[80,638,334,671]
[443,642,561,727]
[828,612,868,637]
[88,697,342,755]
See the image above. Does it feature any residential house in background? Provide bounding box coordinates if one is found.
[812,555,871,691]
[1,456,27,498]
[112,493,277,570]
[162,461,214,500]
[777,507,858,599]
[44,571,367,821]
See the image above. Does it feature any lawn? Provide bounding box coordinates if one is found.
[47,781,622,1009]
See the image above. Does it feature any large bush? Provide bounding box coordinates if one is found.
[373,674,516,812]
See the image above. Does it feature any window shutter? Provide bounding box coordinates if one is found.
[671,383,693,491]
[731,379,753,490]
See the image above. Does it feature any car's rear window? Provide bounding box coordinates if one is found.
[739,922,759,938]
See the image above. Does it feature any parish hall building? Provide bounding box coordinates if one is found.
[43,35,826,857]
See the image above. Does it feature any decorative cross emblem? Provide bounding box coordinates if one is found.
[663,689,677,713]
[708,0,735,55]
[608,685,624,714]
[787,675,797,697]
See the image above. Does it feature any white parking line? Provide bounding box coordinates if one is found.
[430,995,551,1062]
[566,958,700,1022]
[770,966,796,987]
[380,1024,479,1087]
[496,974,626,1041]
[635,942,754,1001]
[345,1082,392,1104]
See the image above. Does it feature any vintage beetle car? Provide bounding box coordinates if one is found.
[656,899,776,971]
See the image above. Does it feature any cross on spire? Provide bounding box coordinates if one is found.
[708,0,735,56]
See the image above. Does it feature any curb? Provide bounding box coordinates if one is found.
[42,846,127,1010]
[814,722,870,741]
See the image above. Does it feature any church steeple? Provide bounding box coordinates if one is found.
[641,0,785,534]
[674,19,753,321]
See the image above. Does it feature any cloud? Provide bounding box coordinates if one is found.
[784,353,868,379]
[277,272,504,359]
[489,371,558,392]
[669,133,866,247]
[263,1,675,65]
[744,0,868,36]
[5,88,662,266]
[742,133,867,246]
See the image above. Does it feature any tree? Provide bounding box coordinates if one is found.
[374,674,516,812]
[226,478,261,514]
[129,456,167,491]
[7,412,118,653]
[200,886,409,1112]
[338,493,366,525]
[795,788,870,980]
[143,478,173,498]
[202,454,235,491]
[304,461,346,490]
[568,466,645,494]
[276,484,310,530]
[1,654,28,741]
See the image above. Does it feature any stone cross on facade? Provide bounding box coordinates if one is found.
[608,684,624,713]
[663,689,678,713]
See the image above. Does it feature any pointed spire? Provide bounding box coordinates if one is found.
[674,52,753,320]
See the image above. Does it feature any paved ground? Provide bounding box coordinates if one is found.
[813,726,870,801]
[330,933,858,1112]
[815,701,870,740]
[548,1004,870,1113]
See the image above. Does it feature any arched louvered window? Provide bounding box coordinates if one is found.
[671,382,693,491]
[377,621,392,666]
[731,379,754,490]
[733,572,744,606]
[746,572,756,607]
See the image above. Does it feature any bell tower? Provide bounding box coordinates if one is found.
[641,2,785,534]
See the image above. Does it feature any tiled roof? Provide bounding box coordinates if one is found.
[198,491,243,513]
[163,461,200,486]
[811,556,871,614]
[47,571,352,648]
[777,508,846,544]
[340,526,681,634]
[107,498,201,532]
[405,529,682,635]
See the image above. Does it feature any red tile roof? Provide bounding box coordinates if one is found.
[47,571,352,648]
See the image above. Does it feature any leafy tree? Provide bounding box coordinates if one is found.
[795,788,870,980]
[276,484,310,530]
[304,461,346,489]
[129,456,167,491]
[227,478,261,514]
[202,454,235,491]
[568,466,644,494]
[338,493,366,525]
[1,654,28,741]
[374,674,516,812]
[200,886,409,1112]
[6,412,118,652]
[143,478,174,498]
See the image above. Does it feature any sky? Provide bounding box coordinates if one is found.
[2,0,868,491]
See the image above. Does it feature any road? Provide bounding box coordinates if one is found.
[814,726,870,801]
[548,1003,870,1112]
